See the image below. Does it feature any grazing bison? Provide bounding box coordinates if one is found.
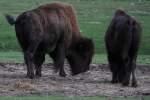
[5,2,94,79]
[105,9,142,87]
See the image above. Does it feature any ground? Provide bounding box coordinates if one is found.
[0,63,149,97]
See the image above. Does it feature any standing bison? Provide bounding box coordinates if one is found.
[105,9,142,87]
[5,2,94,79]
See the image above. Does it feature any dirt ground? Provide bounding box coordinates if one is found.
[0,63,149,97]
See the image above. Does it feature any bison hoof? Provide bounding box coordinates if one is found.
[111,79,118,84]
[35,74,42,78]
[36,72,42,78]
[54,68,59,73]
[132,82,138,87]
[26,74,34,79]
[59,72,66,77]
[122,82,129,87]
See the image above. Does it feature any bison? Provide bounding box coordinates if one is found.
[5,2,94,79]
[105,9,142,87]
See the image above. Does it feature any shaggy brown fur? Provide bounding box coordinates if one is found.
[105,9,142,87]
[38,2,81,39]
[5,2,94,79]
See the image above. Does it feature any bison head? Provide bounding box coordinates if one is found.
[67,37,94,75]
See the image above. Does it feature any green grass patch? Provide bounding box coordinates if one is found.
[0,96,150,100]
[0,52,150,65]
[0,0,149,54]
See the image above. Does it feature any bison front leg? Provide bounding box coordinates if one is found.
[50,43,66,77]
[24,42,40,79]
[34,51,45,77]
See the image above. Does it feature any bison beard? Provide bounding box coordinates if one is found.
[5,2,94,79]
[105,9,142,87]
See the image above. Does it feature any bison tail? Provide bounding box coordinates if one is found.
[4,14,16,25]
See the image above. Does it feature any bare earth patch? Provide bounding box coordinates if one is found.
[0,63,149,97]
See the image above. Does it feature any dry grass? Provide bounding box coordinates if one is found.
[14,81,36,91]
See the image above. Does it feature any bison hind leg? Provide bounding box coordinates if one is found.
[118,68,125,83]
[131,62,138,87]
[34,51,45,77]
[121,67,131,87]
[111,72,119,84]
[24,41,41,79]
[24,51,35,79]
[111,68,119,84]
[131,71,138,87]
[109,62,119,84]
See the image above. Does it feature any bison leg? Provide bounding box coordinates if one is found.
[118,68,124,83]
[34,51,45,77]
[122,71,131,86]
[110,62,119,83]
[118,62,126,83]
[24,42,40,79]
[122,59,131,86]
[112,71,118,83]
[50,43,66,77]
[131,61,137,87]
[132,70,137,87]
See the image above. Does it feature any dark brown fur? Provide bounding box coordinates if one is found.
[5,2,94,79]
[105,9,142,87]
